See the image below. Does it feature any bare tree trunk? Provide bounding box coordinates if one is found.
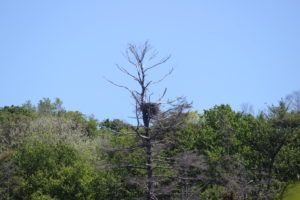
[146,139,153,200]
[107,42,190,199]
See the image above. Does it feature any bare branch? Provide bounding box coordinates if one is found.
[157,88,167,102]
[97,163,147,170]
[104,76,131,92]
[145,55,171,73]
[140,41,150,63]
[107,42,188,200]
[123,50,138,67]
[145,81,152,89]
[104,76,140,103]
[151,67,174,85]
[148,50,158,61]
[100,143,145,153]
[116,64,140,82]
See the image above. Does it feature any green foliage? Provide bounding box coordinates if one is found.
[97,129,145,198]
[174,112,202,152]
[30,191,56,200]
[196,105,239,159]
[13,142,95,199]
[282,182,300,200]
[0,105,36,152]
[200,185,226,200]
[0,98,299,199]
[100,119,132,132]
[37,98,65,115]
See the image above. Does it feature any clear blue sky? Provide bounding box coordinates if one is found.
[1,1,300,122]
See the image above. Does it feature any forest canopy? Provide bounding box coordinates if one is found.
[0,91,299,200]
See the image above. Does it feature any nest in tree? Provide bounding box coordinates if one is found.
[140,102,160,116]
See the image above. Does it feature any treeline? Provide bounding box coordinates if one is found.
[0,95,299,200]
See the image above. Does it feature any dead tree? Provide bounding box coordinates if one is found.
[107,41,190,200]
[285,90,300,112]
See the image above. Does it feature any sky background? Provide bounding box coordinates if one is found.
[1,1,300,122]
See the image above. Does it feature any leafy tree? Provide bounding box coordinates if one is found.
[196,105,238,158]
[13,141,95,199]
[0,106,36,152]
[100,119,132,132]
[194,105,254,199]
[37,98,65,115]
[236,101,300,199]
[1,91,299,199]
